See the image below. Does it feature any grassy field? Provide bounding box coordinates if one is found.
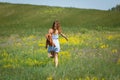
[0,2,120,80]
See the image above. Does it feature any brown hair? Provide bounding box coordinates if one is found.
[52,20,62,34]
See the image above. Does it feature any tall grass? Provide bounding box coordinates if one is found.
[0,2,120,80]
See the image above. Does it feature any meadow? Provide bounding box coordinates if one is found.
[0,2,120,80]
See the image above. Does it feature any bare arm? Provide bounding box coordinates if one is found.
[60,33,68,41]
[45,29,53,48]
[46,29,53,38]
[48,28,53,34]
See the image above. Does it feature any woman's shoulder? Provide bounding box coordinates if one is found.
[49,28,53,31]
[48,28,59,34]
[49,28,53,34]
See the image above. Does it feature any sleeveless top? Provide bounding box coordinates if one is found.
[48,34,60,53]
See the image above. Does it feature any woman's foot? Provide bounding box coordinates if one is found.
[48,53,54,58]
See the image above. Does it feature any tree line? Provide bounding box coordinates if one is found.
[109,4,120,11]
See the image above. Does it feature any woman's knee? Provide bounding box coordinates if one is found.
[55,53,58,57]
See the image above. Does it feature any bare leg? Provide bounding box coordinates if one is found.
[54,52,58,67]
[48,51,54,58]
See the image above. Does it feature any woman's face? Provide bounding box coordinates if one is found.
[54,23,57,30]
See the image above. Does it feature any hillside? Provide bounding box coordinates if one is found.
[0,2,120,36]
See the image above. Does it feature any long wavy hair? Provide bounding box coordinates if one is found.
[52,20,62,34]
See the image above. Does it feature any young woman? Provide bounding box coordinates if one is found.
[46,20,68,67]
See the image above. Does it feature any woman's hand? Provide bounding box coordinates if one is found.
[65,37,68,41]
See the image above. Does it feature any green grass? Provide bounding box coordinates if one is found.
[0,2,120,80]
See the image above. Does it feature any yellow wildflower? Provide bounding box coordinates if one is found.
[68,36,80,45]
[117,58,120,65]
[28,35,35,39]
[91,77,98,80]
[100,44,108,49]
[102,78,105,80]
[3,64,14,68]
[38,43,45,47]
[96,38,102,41]
[25,58,34,66]
[60,51,71,57]
[93,45,96,48]
[107,35,113,40]
[85,76,90,80]
[47,76,53,80]
[79,78,82,80]
[2,50,8,57]
[112,49,117,53]
[59,38,67,44]
[100,44,106,48]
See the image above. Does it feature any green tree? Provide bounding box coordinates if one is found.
[110,4,120,11]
